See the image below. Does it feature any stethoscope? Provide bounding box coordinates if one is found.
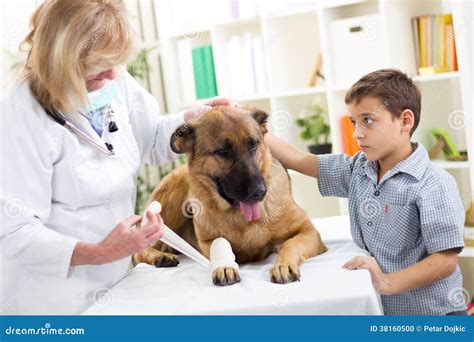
[44,105,119,156]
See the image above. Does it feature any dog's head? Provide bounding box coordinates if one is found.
[171,106,270,221]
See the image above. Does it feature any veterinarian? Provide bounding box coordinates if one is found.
[0,0,232,314]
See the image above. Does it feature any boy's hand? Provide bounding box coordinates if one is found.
[264,133,319,178]
[343,256,390,295]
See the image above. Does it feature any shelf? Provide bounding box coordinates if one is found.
[235,93,271,102]
[460,245,474,258]
[152,0,472,219]
[262,5,318,20]
[178,94,270,111]
[412,72,460,83]
[273,86,327,98]
[213,17,260,30]
[329,85,351,93]
[329,71,462,97]
[139,39,162,51]
[168,28,211,40]
[432,160,470,170]
[177,98,212,111]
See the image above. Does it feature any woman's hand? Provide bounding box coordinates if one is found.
[70,211,164,266]
[183,97,239,122]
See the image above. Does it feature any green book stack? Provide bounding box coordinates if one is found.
[192,45,218,99]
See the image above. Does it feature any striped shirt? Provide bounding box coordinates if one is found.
[317,143,466,315]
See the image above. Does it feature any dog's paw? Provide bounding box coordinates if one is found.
[270,263,300,284]
[153,252,179,268]
[212,267,241,286]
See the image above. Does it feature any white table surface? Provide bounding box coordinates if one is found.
[83,215,383,315]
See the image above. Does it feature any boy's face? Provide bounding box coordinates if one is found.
[347,96,411,161]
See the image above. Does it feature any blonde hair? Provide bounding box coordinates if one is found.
[21,0,136,116]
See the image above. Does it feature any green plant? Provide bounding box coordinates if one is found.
[6,49,25,73]
[296,103,330,145]
[127,46,157,80]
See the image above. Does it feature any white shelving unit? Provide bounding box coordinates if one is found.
[144,0,473,219]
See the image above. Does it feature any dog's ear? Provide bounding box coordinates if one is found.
[170,122,195,154]
[251,110,269,134]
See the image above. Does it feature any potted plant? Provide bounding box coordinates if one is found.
[296,103,332,155]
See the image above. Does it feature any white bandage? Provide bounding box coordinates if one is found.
[141,201,162,226]
[210,238,239,272]
[141,201,210,267]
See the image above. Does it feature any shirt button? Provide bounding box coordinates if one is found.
[374,190,380,196]
[367,221,373,227]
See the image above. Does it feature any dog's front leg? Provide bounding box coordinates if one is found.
[271,227,325,284]
[133,246,179,268]
[200,239,241,286]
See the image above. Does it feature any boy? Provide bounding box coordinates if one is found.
[266,69,466,315]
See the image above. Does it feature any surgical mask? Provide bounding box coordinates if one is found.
[82,80,118,112]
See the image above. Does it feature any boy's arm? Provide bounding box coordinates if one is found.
[383,249,458,295]
[343,250,459,295]
[265,133,319,178]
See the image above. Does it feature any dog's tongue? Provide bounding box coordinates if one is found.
[239,202,261,221]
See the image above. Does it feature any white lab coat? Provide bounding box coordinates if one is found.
[0,71,185,314]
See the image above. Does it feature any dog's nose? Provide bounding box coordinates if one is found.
[248,183,267,202]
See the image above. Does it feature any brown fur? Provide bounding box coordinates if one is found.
[134,106,327,285]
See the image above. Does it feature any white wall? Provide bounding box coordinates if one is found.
[0,0,37,89]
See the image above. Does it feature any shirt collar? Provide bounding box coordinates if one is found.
[395,142,429,180]
[362,142,429,184]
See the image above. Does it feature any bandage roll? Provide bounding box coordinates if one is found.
[142,201,210,267]
[210,238,239,272]
[141,201,162,226]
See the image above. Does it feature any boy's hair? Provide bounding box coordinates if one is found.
[345,69,421,135]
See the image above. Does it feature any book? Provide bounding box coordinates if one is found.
[192,46,218,99]
[177,39,196,103]
[307,53,323,87]
[226,33,266,96]
[227,36,243,96]
[252,36,268,93]
[241,33,255,95]
[340,116,360,156]
[412,13,458,75]
[201,45,218,98]
[412,18,420,70]
[192,47,206,99]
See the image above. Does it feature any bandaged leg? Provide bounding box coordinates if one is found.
[210,238,240,286]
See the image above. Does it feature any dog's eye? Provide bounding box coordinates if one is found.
[249,139,259,151]
[215,148,229,157]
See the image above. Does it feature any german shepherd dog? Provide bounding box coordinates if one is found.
[134,106,327,285]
